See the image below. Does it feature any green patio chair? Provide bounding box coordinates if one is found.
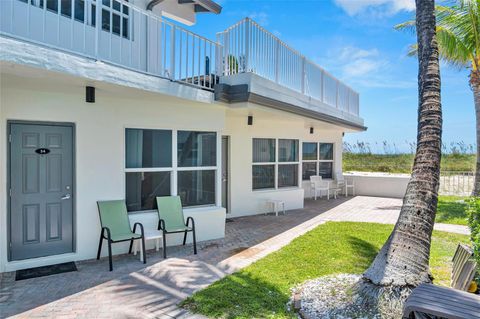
[156,196,197,258]
[96,200,146,271]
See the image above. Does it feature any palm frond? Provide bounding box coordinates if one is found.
[437,26,472,68]
[394,20,416,34]
[407,44,418,57]
[396,0,478,69]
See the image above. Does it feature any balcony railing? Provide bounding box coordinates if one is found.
[0,0,222,90]
[216,18,360,116]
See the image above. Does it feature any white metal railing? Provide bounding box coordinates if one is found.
[440,171,475,196]
[216,18,360,116]
[0,0,222,90]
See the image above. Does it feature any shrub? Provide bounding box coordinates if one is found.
[467,197,480,266]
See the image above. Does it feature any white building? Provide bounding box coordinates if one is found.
[0,0,366,272]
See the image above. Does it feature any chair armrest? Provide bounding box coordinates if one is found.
[132,222,145,236]
[101,227,112,241]
[158,219,166,231]
[186,216,195,229]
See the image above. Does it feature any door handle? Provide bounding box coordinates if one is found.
[61,194,71,200]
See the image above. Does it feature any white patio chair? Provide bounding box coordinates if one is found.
[310,176,331,200]
[335,172,355,196]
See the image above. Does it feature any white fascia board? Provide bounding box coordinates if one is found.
[0,36,214,104]
[220,73,365,128]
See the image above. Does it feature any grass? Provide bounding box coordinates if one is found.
[436,196,469,225]
[182,222,469,319]
[343,153,475,174]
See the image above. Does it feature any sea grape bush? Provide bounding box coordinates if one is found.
[467,197,480,267]
[343,141,476,155]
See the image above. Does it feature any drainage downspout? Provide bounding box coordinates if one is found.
[146,0,165,11]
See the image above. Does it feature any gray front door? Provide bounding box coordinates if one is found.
[9,123,74,261]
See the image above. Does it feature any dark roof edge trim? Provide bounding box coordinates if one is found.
[214,84,367,131]
[148,0,222,13]
[194,0,222,13]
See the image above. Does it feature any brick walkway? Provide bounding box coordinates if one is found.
[0,196,469,318]
[317,196,470,235]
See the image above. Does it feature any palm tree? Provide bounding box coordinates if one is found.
[363,0,442,290]
[396,0,479,196]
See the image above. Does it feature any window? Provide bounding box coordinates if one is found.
[24,0,103,28]
[302,142,334,180]
[126,172,170,211]
[302,142,317,161]
[178,170,216,207]
[252,138,299,190]
[177,131,217,206]
[252,165,275,190]
[125,129,172,211]
[101,0,130,38]
[278,139,299,188]
[252,139,275,190]
[126,129,172,168]
[278,164,298,188]
[178,131,216,167]
[253,138,275,163]
[125,129,218,211]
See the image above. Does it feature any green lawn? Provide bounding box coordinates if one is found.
[343,153,475,174]
[436,196,469,225]
[182,222,469,319]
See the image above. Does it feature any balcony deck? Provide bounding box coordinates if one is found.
[0,1,362,125]
[0,0,221,91]
[216,18,362,126]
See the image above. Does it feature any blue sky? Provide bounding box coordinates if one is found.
[188,0,475,153]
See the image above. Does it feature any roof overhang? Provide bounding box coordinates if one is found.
[148,0,221,14]
[181,0,222,13]
[215,83,367,132]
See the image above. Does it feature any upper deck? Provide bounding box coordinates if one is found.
[0,0,363,128]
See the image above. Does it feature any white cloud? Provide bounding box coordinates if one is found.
[248,11,269,26]
[334,0,415,16]
[318,46,415,89]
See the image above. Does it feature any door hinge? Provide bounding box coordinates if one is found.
[9,189,12,197]
[8,134,12,143]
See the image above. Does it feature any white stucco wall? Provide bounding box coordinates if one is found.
[0,68,348,272]
[224,105,344,217]
[0,73,227,272]
[344,172,410,199]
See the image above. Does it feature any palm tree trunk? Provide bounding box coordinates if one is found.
[363,0,442,287]
[471,70,480,197]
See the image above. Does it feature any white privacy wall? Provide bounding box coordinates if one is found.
[344,173,410,199]
[224,105,344,217]
[0,73,226,272]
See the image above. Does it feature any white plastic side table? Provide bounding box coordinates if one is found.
[133,230,163,262]
[266,199,286,217]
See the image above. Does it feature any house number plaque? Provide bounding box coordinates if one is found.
[35,148,51,155]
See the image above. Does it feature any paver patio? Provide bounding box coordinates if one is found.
[0,196,469,319]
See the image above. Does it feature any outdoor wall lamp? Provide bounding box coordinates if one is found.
[310,127,314,134]
[86,86,95,103]
[248,115,253,126]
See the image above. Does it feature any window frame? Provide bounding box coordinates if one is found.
[252,138,300,191]
[301,142,335,181]
[124,127,220,212]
